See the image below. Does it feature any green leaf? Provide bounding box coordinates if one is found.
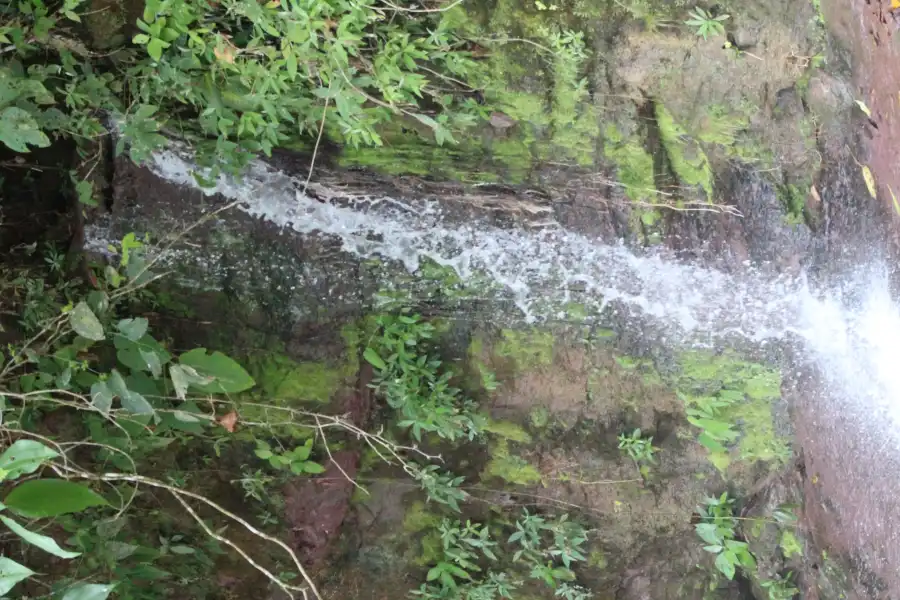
[0,556,34,595]
[169,545,195,555]
[303,461,325,474]
[714,551,735,580]
[74,178,96,206]
[140,349,163,378]
[70,302,104,341]
[90,381,114,414]
[694,523,720,546]
[169,364,190,400]
[5,479,108,518]
[0,515,80,558]
[0,440,58,481]
[172,410,202,423]
[115,334,171,374]
[178,349,255,393]
[132,33,150,44]
[363,347,386,370]
[147,37,168,61]
[121,390,154,415]
[0,107,50,153]
[61,583,117,600]
[107,369,129,398]
[117,318,149,341]
[697,432,726,453]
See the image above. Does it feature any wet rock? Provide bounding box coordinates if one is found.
[613,534,725,600]
[773,86,804,120]
[283,450,359,569]
[806,73,854,122]
[732,25,760,49]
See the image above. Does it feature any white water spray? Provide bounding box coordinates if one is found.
[145,152,900,415]
[144,149,900,585]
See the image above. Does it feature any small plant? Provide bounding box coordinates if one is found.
[254,439,326,475]
[617,428,657,464]
[685,7,730,39]
[412,509,590,600]
[694,492,757,580]
[760,572,799,600]
[364,312,483,442]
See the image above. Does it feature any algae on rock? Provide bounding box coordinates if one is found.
[655,102,715,202]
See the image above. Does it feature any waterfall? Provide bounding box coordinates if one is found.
[147,150,900,438]
[145,149,900,586]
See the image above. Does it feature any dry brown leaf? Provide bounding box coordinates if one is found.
[862,165,877,199]
[808,184,821,207]
[218,410,238,433]
[214,43,236,64]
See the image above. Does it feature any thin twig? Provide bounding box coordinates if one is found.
[377,0,464,13]
[58,468,324,600]
[303,99,329,195]
[314,414,368,496]
[170,491,307,600]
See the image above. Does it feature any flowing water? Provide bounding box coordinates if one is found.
[149,149,900,592]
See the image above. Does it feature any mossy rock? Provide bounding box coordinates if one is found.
[482,438,542,485]
[655,103,714,202]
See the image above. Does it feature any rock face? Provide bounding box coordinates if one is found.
[81,0,899,597]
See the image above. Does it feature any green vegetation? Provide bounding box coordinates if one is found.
[617,428,657,465]
[695,492,801,597]
[676,351,791,472]
[495,328,555,369]
[695,492,756,580]
[604,124,657,202]
[483,437,543,485]
[411,511,591,600]
[684,7,730,40]
[363,312,482,442]
[655,103,715,202]
[0,0,491,186]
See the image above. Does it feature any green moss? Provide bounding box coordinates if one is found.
[655,103,714,202]
[415,531,443,567]
[529,406,550,429]
[776,183,808,225]
[247,354,349,404]
[496,328,554,369]
[484,419,532,443]
[482,438,542,485]
[588,550,608,570]
[401,501,443,567]
[696,104,749,146]
[403,501,441,533]
[604,124,656,202]
[676,352,790,469]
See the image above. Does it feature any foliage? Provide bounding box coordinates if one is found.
[255,438,326,474]
[0,0,490,182]
[694,492,756,580]
[364,312,483,442]
[0,234,489,599]
[684,7,729,39]
[760,572,799,600]
[617,428,657,464]
[410,509,591,600]
[655,103,714,202]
